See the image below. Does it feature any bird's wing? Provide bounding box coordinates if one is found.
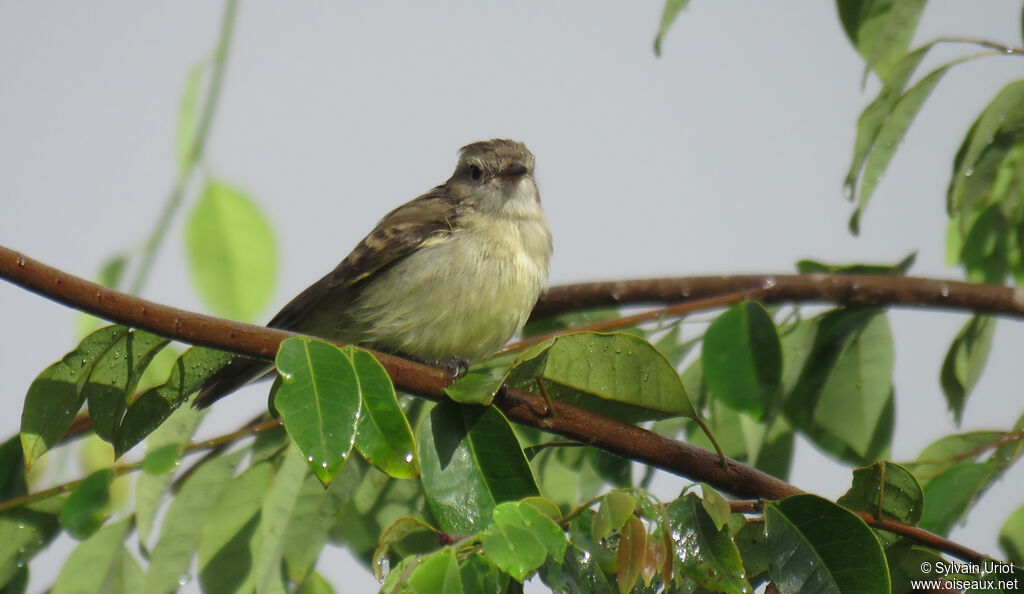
[266,186,460,329]
[193,187,460,409]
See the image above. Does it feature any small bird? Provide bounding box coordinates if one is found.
[194,139,552,408]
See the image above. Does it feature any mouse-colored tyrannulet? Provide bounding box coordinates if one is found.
[193,139,552,408]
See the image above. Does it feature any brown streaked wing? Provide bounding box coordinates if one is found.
[266,187,461,330]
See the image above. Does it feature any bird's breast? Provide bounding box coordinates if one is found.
[350,211,551,361]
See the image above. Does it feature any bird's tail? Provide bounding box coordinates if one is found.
[192,356,274,409]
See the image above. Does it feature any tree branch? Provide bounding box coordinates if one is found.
[0,244,1007,564]
[533,274,1024,319]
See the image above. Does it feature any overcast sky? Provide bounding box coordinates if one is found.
[2,2,1022,592]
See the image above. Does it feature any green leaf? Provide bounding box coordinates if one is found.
[493,500,566,558]
[999,503,1024,564]
[905,430,1006,480]
[961,203,1012,284]
[185,180,277,321]
[83,329,170,444]
[835,0,926,80]
[254,444,308,593]
[588,449,632,489]
[667,493,750,594]
[702,302,781,419]
[532,445,590,509]
[444,370,506,406]
[765,494,890,593]
[116,346,233,456]
[954,137,1024,248]
[52,518,134,594]
[948,80,1024,214]
[145,450,245,593]
[686,398,795,479]
[796,252,916,275]
[331,457,430,564]
[297,572,336,594]
[176,59,207,171]
[0,568,26,594]
[652,322,697,368]
[459,553,509,594]
[136,403,205,550]
[275,338,364,487]
[60,468,114,540]
[698,483,732,531]
[21,325,124,467]
[844,44,935,199]
[886,543,945,594]
[407,548,464,593]
[281,463,354,585]
[0,437,27,502]
[919,460,1000,536]
[522,307,622,338]
[850,62,951,234]
[373,517,439,581]
[940,315,995,423]
[837,462,923,526]
[352,348,417,479]
[592,491,637,540]
[417,401,539,534]
[0,500,62,589]
[483,501,566,583]
[784,308,894,463]
[733,521,770,586]
[198,461,273,594]
[506,332,696,423]
[653,0,691,56]
[539,543,615,594]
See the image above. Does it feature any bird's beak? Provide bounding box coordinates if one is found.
[496,162,528,180]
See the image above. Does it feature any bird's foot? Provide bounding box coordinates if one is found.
[432,356,471,379]
[398,353,470,380]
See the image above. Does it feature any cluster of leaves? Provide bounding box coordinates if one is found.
[8,284,1024,593]
[6,312,1023,593]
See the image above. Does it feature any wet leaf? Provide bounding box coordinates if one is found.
[275,338,364,487]
[417,401,539,534]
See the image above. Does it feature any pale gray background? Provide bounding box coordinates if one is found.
[1,1,1022,592]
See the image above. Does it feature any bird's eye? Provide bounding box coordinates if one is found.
[468,165,483,182]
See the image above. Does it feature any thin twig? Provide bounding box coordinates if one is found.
[500,290,757,355]
[128,0,239,295]
[935,36,1024,56]
[0,416,282,514]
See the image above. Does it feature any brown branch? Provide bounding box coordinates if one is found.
[533,274,1024,319]
[0,244,1001,563]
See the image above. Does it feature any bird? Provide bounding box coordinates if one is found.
[193,139,552,408]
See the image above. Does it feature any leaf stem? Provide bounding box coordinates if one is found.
[934,37,1024,56]
[0,414,280,514]
[127,0,240,296]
